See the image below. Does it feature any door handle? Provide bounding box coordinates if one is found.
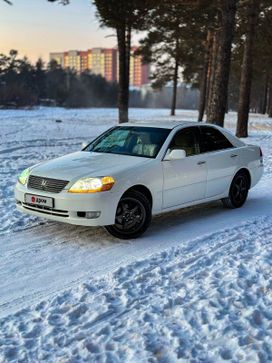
[230,154,238,158]
[197,161,206,165]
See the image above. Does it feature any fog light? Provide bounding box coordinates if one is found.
[86,211,101,219]
[77,212,86,218]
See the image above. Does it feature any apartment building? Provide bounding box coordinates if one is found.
[49,52,65,68]
[104,48,117,83]
[130,48,150,87]
[79,51,89,72]
[91,48,105,77]
[50,48,149,87]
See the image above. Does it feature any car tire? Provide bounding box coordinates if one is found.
[221,170,250,209]
[105,190,152,239]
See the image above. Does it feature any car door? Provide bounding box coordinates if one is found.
[162,127,208,209]
[199,126,237,198]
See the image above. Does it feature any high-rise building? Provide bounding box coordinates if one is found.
[79,51,89,72]
[66,50,80,71]
[91,48,105,77]
[49,52,65,68]
[50,47,149,86]
[50,51,80,71]
[63,52,68,68]
[50,51,83,73]
[104,48,117,83]
[90,48,117,82]
[130,47,150,87]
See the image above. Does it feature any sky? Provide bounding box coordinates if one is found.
[0,0,118,63]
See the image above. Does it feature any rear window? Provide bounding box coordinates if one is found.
[200,126,233,153]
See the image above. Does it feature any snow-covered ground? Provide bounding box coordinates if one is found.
[0,107,271,362]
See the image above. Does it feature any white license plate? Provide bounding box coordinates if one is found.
[25,194,54,208]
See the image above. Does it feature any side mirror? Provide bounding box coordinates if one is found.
[166,149,186,161]
[81,141,88,150]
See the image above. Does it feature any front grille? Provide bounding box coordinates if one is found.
[21,202,69,217]
[28,175,69,193]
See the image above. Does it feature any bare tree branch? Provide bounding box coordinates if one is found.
[3,0,13,5]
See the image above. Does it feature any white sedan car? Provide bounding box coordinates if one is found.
[15,121,263,239]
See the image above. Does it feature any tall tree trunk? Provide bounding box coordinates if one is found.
[171,40,179,116]
[206,32,219,119]
[261,72,269,114]
[206,0,238,126]
[236,0,261,138]
[198,30,212,122]
[117,25,131,123]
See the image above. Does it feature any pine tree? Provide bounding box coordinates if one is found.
[236,0,261,138]
[94,0,156,123]
[139,2,214,117]
[34,59,47,100]
[246,2,272,117]
[206,0,238,126]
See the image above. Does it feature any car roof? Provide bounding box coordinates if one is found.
[120,120,200,130]
[111,120,244,147]
[118,121,244,147]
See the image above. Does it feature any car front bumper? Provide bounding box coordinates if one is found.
[15,182,119,226]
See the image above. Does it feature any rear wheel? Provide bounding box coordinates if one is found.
[105,190,152,239]
[222,170,250,209]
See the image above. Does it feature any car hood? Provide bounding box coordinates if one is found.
[30,151,150,182]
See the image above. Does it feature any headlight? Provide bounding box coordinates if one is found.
[18,167,31,185]
[68,176,115,193]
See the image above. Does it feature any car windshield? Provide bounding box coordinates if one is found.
[85,126,171,159]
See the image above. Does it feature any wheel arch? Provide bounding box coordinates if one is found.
[122,184,153,208]
[235,168,251,189]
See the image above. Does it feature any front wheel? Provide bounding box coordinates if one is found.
[105,190,152,239]
[222,170,250,209]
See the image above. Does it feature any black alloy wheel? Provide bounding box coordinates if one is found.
[222,171,249,209]
[105,190,151,239]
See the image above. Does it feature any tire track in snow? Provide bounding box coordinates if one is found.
[0,183,271,319]
[0,216,271,363]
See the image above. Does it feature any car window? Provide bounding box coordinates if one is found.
[85,126,171,158]
[168,127,200,157]
[200,126,233,153]
[93,129,130,150]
